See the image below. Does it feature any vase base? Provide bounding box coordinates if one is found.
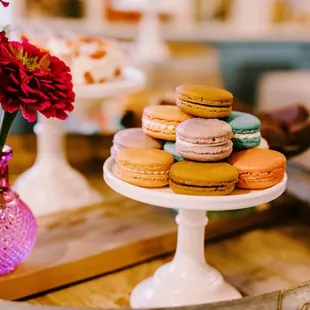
[0,265,17,276]
[13,160,103,217]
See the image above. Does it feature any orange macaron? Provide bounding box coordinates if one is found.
[228,149,286,189]
[114,148,175,188]
[142,106,192,141]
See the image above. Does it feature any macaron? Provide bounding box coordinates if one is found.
[229,149,286,189]
[142,106,192,141]
[169,161,238,196]
[257,137,269,149]
[114,148,174,188]
[111,128,162,158]
[225,111,261,149]
[176,118,233,162]
[164,141,184,161]
[176,85,233,118]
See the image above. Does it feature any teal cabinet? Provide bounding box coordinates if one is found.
[217,42,310,106]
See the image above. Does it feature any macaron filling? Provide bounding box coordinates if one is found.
[170,179,236,190]
[118,165,169,175]
[176,138,233,155]
[178,98,233,107]
[232,133,261,150]
[238,165,285,180]
[142,117,176,131]
[176,133,232,145]
[115,165,171,188]
[233,132,261,139]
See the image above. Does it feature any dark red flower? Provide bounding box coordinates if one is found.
[0,31,8,44]
[0,1,9,7]
[0,31,75,122]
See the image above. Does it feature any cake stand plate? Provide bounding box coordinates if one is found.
[103,157,287,309]
[14,68,145,217]
[74,67,145,99]
[68,67,146,134]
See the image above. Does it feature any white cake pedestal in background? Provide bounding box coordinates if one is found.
[131,0,170,65]
[13,116,102,217]
[103,157,287,309]
[74,67,145,99]
[13,68,145,217]
[84,0,106,32]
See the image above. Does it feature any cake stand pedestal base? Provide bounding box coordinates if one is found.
[131,275,240,309]
[13,159,103,217]
[130,209,241,308]
[13,117,103,217]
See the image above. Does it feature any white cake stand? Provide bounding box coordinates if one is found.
[13,67,145,217]
[103,157,287,309]
[132,0,170,65]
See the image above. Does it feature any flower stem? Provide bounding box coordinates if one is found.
[0,111,18,151]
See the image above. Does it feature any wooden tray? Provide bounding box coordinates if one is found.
[0,181,296,301]
[0,134,298,301]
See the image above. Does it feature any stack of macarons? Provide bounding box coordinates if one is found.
[111,128,163,159]
[110,84,286,195]
[111,127,174,188]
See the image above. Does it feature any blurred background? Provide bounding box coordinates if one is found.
[2,2,310,304]
[2,0,310,166]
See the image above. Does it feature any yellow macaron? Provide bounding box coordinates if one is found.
[176,84,233,118]
[169,161,238,196]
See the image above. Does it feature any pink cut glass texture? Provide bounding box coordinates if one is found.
[0,146,37,276]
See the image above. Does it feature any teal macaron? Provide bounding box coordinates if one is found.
[164,141,184,161]
[225,111,261,150]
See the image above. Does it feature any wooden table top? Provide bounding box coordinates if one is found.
[4,133,310,309]
[26,220,310,309]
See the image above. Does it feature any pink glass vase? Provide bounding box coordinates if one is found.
[0,145,37,276]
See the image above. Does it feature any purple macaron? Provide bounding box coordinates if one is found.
[111,128,163,159]
[176,118,233,162]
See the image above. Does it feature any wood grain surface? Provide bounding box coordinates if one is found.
[2,279,310,309]
[0,173,295,301]
[26,221,310,309]
[0,178,175,301]
[1,134,305,306]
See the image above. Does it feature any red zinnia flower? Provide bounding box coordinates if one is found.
[0,31,75,122]
[0,1,9,7]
